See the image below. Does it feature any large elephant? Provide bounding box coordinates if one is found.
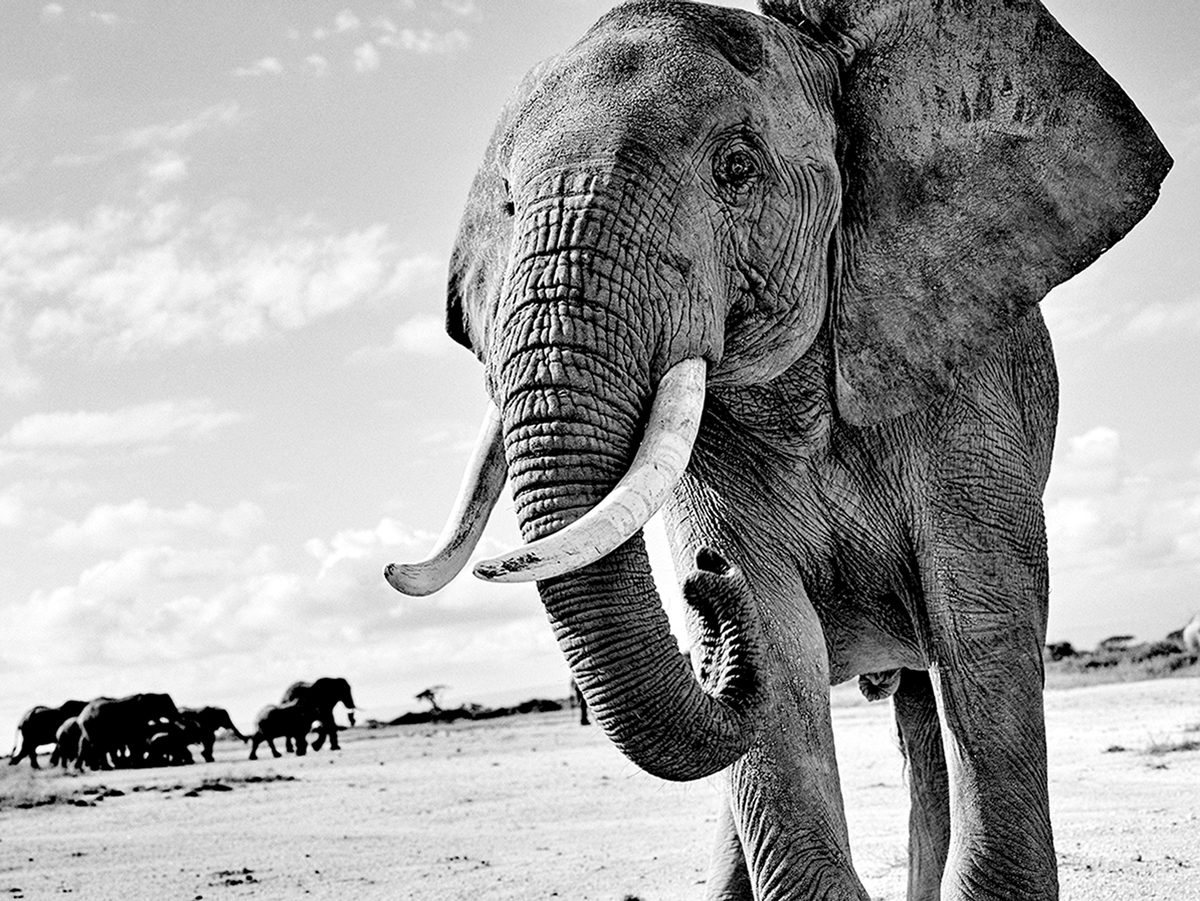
[8,699,87,769]
[384,2,1169,899]
[177,706,249,763]
[279,677,356,753]
[76,693,179,771]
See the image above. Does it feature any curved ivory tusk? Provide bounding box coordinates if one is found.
[384,404,506,596]
[473,357,706,583]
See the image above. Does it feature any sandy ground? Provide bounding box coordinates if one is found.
[1,677,1197,900]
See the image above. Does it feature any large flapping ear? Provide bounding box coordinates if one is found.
[445,59,556,354]
[760,0,1171,423]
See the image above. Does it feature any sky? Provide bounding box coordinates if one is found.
[1,0,1197,734]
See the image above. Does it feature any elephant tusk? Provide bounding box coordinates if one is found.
[384,403,507,595]
[474,357,706,583]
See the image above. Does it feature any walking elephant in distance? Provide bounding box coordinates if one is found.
[249,699,319,760]
[76,693,179,771]
[280,677,356,753]
[383,1,1170,898]
[177,706,249,763]
[8,699,87,769]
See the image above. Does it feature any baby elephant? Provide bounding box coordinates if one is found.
[248,700,314,760]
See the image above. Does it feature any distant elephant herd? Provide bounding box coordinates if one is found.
[8,676,356,771]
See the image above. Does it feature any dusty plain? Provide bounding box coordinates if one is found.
[2,675,1198,900]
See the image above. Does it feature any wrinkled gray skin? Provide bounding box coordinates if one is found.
[249,700,316,760]
[8,699,87,769]
[177,706,249,763]
[76,693,179,771]
[280,677,356,753]
[431,1,1170,899]
[48,716,82,770]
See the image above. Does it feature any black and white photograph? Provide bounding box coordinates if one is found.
[1,1,1195,898]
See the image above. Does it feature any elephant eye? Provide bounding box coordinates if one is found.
[500,179,515,217]
[715,147,760,189]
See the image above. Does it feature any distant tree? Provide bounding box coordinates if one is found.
[415,685,447,713]
[1044,641,1077,662]
[1097,634,1136,651]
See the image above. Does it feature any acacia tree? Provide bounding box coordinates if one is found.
[415,685,447,713]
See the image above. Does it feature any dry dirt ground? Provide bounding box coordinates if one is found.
[2,676,1197,900]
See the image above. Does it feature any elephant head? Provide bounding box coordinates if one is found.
[387,0,1168,781]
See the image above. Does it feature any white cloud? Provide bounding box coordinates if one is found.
[305,54,329,76]
[441,0,478,17]
[41,4,63,21]
[115,103,243,155]
[0,490,23,528]
[334,9,361,32]
[49,499,265,549]
[2,399,243,449]
[378,28,469,55]
[353,42,381,73]
[233,57,284,78]
[90,11,118,26]
[1125,296,1200,336]
[3,201,409,357]
[142,152,188,188]
[388,313,452,357]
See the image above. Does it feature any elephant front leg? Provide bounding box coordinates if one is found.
[923,503,1057,898]
[686,557,868,901]
[893,668,950,901]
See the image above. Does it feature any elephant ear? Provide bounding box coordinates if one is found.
[446,59,557,355]
[760,0,1171,423]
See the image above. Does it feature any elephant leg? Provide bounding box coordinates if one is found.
[705,795,753,901]
[893,668,949,901]
[202,738,214,763]
[249,737,261,760]
[284,736,294,753]
[312,724,326,752]
[924,484,1057,898]
[266,737,282,758]
[325,720,339,751]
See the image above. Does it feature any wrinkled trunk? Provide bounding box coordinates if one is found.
[491,183,761,779]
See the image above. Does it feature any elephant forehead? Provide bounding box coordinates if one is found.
[514,19,760,159]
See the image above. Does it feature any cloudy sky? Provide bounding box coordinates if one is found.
[1,0,1196,732]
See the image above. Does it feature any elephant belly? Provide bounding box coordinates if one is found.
[816,593,925,686]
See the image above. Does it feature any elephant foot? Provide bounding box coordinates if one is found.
[271,749,282,759]
[859,669,902,701]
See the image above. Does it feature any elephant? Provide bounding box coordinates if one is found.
[48,716,82,770]
[1183,612,1200,656]
[145,721,195,767]
[76,692,179,771]
[248,699,317,760]
[8,699,87,769]
[279,677,356,753]
[383,2,1169,899]
[176,706,249,763]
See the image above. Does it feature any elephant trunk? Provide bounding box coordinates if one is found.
[489,233,762,780]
